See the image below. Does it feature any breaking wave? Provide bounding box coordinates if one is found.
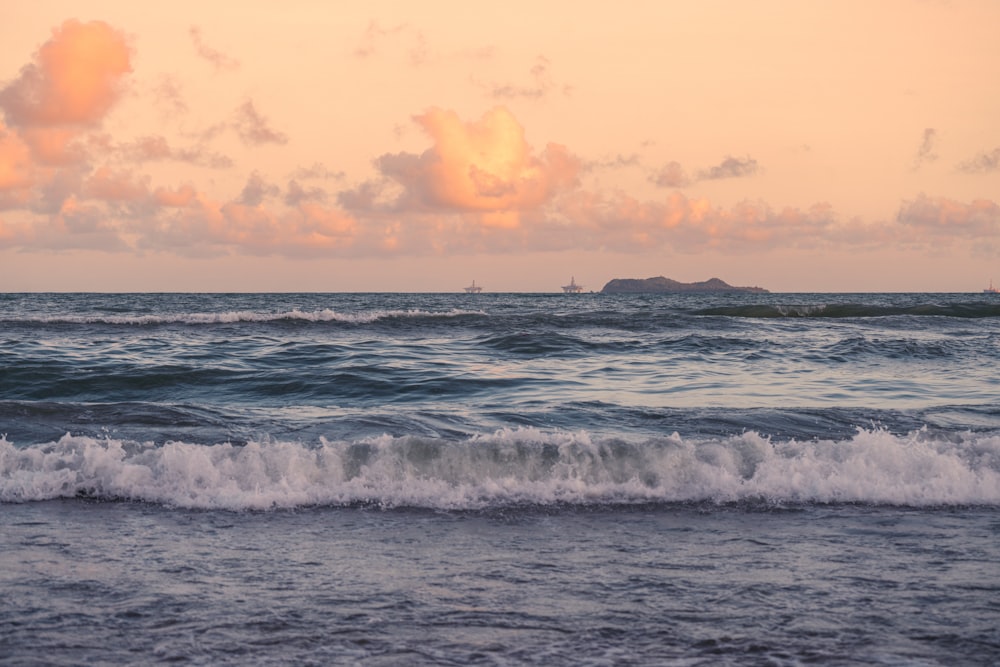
[2,427,998,510]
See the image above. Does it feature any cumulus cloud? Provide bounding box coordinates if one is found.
[238,171,280,206]
[0,121,35,194]
[284,180,328,206]
[375,106,581,227]
[133,194,360,258]
[552,190,846,254]
[897,194,1000,237]
[0,20,132,167]
[0,20,132,129]
[650,161,691,188]
[153,184,197,208]
[84,166,150,203]
[189,26,240,71]
[957,148,1000,174]
[233,100,288,146]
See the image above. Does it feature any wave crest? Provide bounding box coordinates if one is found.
[2,428,998,510]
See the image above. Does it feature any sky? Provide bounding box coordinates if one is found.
[1,1,998,292]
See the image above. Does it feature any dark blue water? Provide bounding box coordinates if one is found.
[2,292,999,664]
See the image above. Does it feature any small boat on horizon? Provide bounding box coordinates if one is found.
[985,279,999,294]
[464,280,483,294]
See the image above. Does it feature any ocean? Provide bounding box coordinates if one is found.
[2,291,999,665]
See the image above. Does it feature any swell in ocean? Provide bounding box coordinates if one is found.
[696,302,1000,318]
[3,291,1000,511]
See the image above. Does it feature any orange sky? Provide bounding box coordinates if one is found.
[1,1,998,291]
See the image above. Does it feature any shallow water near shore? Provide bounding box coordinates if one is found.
[3,499,997,666]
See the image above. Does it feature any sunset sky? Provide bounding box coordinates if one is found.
[2,1,998,292]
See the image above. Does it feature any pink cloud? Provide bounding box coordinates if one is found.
[897,194,1000,237]
[649,161,691,188]
[0,20,132,129]
[555,190,843,253]
[154,184,197,208]
[376,106,580,227]
[237,171,280,206]
[83,166,151,207]
[135,196,360,257]
[0,121,35,194]
[0,20,132,169]
[284,180,328,206]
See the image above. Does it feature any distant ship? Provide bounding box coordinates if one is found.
[464,280,483,294]
[985,279,999,294]
[562,276,583,293]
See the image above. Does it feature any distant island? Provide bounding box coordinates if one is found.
[601,276,769,294]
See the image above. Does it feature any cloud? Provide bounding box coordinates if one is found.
[649,161,691,188]
[119,135,233,168]
[0,19,132,168]
[151,75,188,116]
[588,154,640,171]
[353,20,435,66]
[375,106,581,227]
[697,155,759,181]
[83,166,150,203]
[489,56,568,100]
[233,100,289,146]
[189,26,240,71]
[284,180,328,206]
[551,190,848,254]
[897,194,1000,238]
[289,162,345,181]
[957,148,1000,174]
[153,184,197,208]
[1,193,132,252]
[132,193,360,258]
[0,121,35,195]
[238,171,280,206]
[913,128,938,169]
[0,20,132,129]
[354,20,408,59]
[648,156,758,189]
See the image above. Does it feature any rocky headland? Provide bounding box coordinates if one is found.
[601,276,768,294]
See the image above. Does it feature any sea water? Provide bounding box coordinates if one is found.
[2,292,998,665]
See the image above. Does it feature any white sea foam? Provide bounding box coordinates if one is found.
[1,308,486,326]
[2,428,998,510]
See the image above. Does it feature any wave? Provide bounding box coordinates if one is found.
[695,303,1000,318]
[2,428,998,510]
[0,308,487,327]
